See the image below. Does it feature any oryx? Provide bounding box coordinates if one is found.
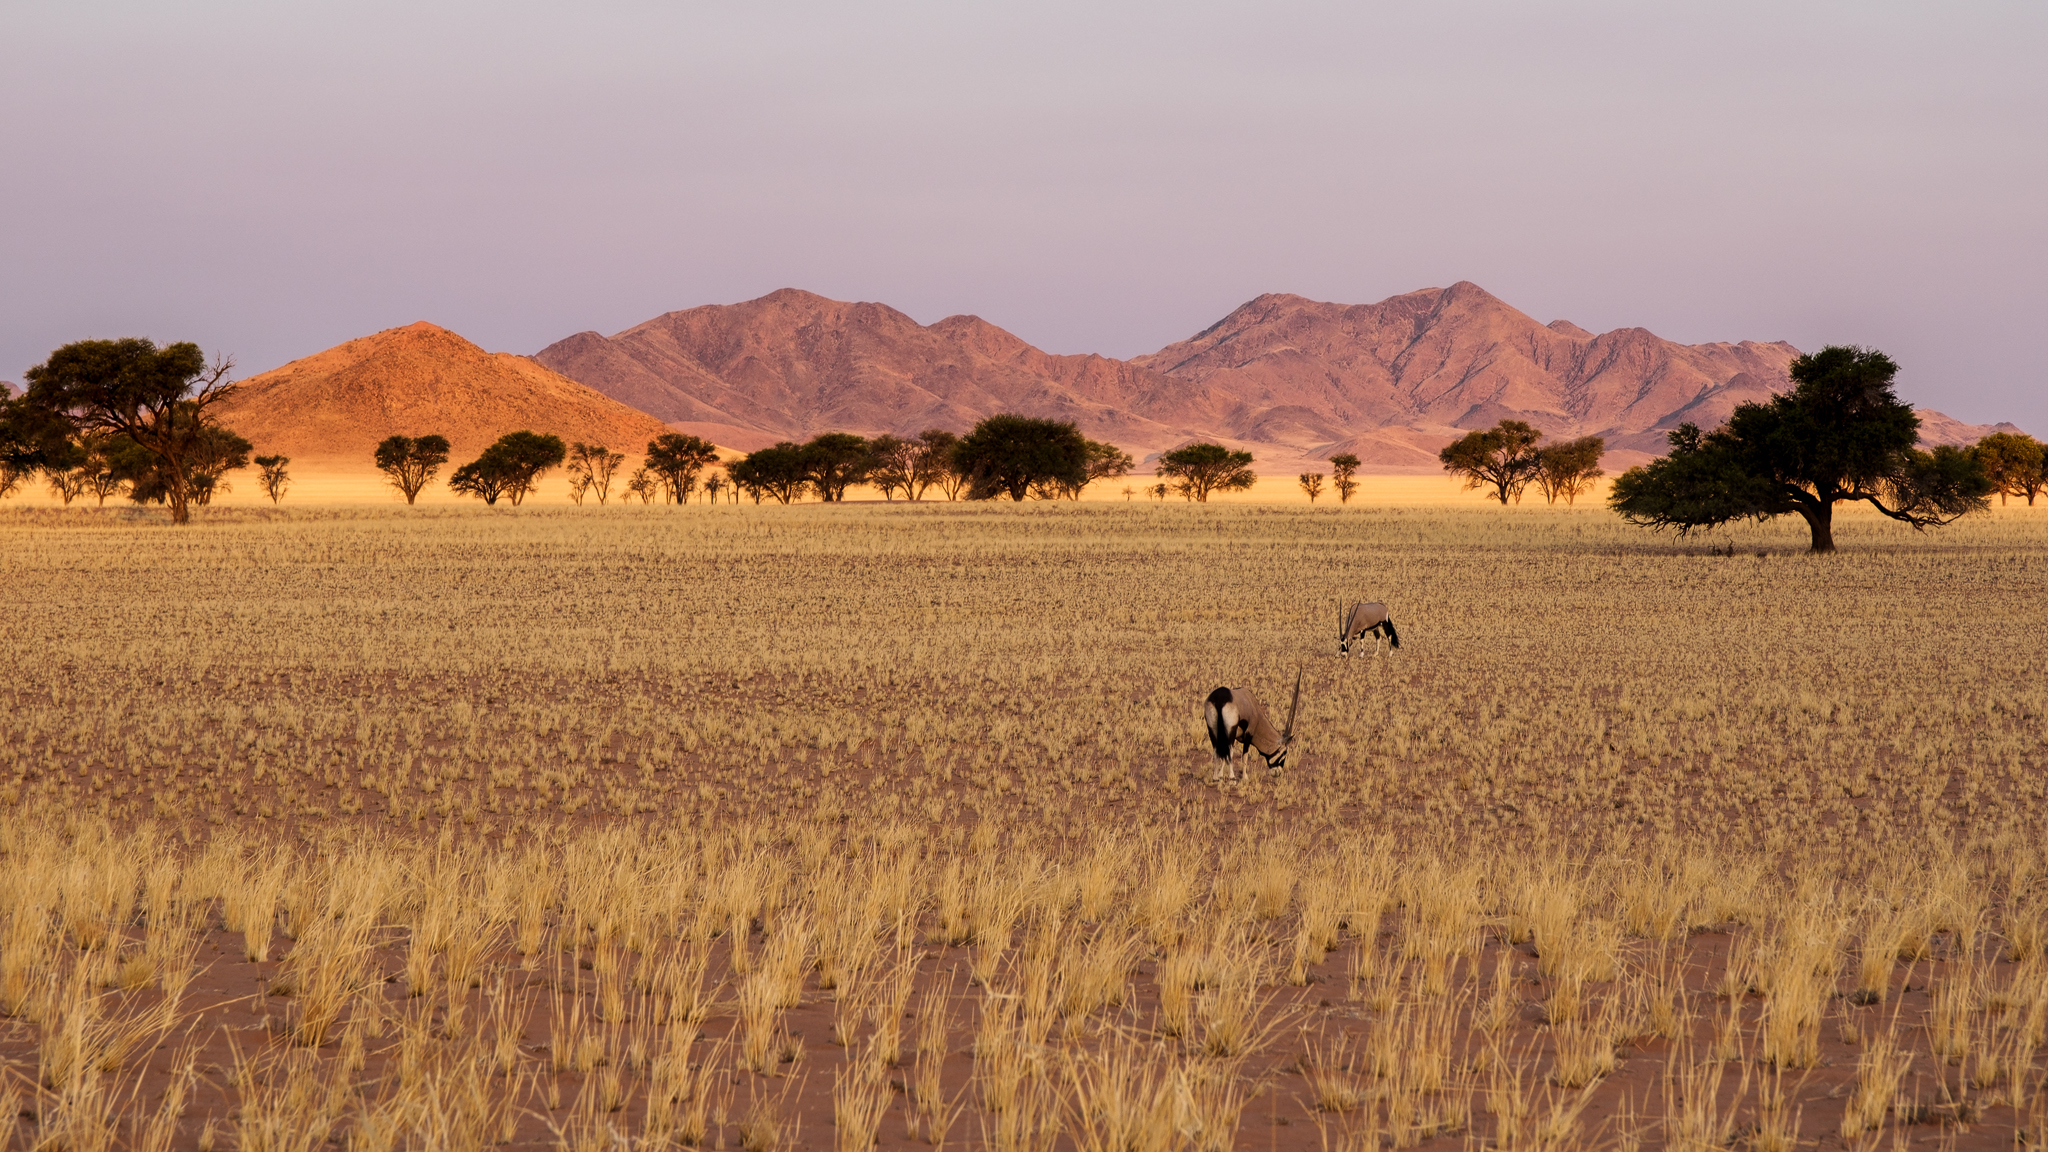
[1338,601,1401,656]
[1203,670,1302,780]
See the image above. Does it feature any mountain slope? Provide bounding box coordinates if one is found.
[535,289,1199,452]
[216,322,672,461]
[1132,283,1804,467]
[536,286,2015,472]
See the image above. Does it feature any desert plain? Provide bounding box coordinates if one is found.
[1,490,2045,1152]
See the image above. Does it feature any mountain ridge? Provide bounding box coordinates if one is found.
[538,283,1839,470]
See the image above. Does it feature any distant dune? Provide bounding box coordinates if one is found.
[214,322,672,462]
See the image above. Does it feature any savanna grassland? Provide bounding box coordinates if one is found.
[0,499,2044,1152]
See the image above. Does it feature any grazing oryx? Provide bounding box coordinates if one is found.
[1203,670,1302,780]
[1338,601,1401,656]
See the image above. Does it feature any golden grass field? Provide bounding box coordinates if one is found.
[1,492,2044,1152]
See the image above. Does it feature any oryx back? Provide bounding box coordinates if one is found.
[1227,688,1286,757]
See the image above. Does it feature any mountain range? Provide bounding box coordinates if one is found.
[535,282,2017,471]
[192,284,2021,473]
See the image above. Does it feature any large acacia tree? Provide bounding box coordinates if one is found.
[1439,420,1542,504]
[19,339,238,524]
[645,432,720,503]
[1610,345,1992,552]
[800,433,871,501]
[727,442,808,504]
[374,435,453,505]
[956,415,1089,501]
[449,431,566,507]
[1156,442,1256,503]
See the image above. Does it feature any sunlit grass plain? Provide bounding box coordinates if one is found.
[1,492,2044,1152]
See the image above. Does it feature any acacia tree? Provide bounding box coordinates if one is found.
[566,442,626,505]
[865,435,913,501]
[645,433,720,504]
[41,431,125,506]
[111,425,251,507]
[956,415,1088,501]
[1610,345,1993,553]
[1532,436,1606,505]
[2,395,72,499]
[185,426,253,506]
[1328,453,1361,503]
[915,429,967,500]
[44,437,91,505]
[254,455,291,504]
[447,456,514,505]
[728,443,808,504]
[1439,420,1542,505]
[19,339,238,524]
[449,431,565,507]
[373,435,452,505]
[1299,472,1325,502]
[1156,442,1256,503]
[625,466,659,505]
[801,433,871,501]
[1077,440,1135,499]
[1971,432,2045,506]
[492,432,566,506]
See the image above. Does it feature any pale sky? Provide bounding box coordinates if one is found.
[4,1,2043,430]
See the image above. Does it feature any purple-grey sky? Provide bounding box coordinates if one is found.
[4,2,2044,430]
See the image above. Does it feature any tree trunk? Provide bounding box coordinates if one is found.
[167,473,192,525]
[1798,503,1835,552]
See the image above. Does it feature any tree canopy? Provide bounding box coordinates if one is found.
[374,435,453,505]
[1,394,73,498]
[728,443,808,505]
[254,455,291,505]
[645,433,720,504]
[1971,432,2045,506]
[955,415,1089,501]
[1328,453,1360,504]
[1156,442,1256,503]
[114,426,251,507]
[800,433,871,502]
[449,431,566,507]
[1609,345,1993,552]
[18,338,239,523]
[1532,436,1606,505]
[913,429,963,500]
[1439,420,1543,504]
[566,442,627,505]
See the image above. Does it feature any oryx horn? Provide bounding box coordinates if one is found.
[1282,666,1303,744]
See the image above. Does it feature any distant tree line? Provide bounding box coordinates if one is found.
[1298,454,1360,503]
[724,416,1135,505]
[403,415,1143,508]
[1438,420,1607,506]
